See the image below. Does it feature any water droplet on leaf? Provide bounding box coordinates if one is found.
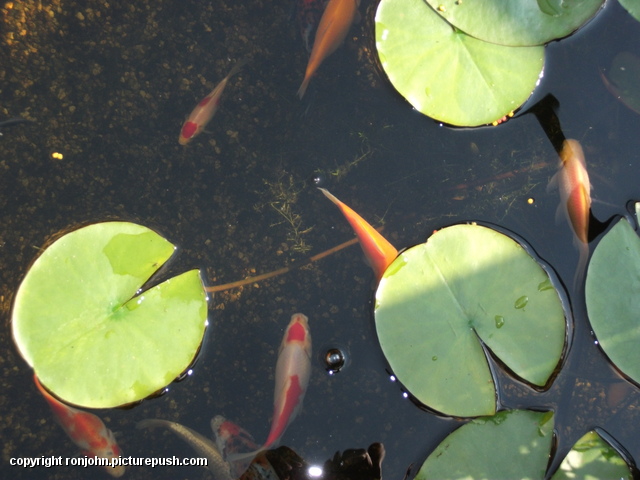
[514,296,529,309]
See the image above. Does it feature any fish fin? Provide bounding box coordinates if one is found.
[554,202,565,225]
[546,171,559,193]
[297,76,311,99]
[227,57,249,80]
[572,240,590,291]
[226,448,265,463]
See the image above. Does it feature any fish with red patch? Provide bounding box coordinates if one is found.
[33,375,125,477]
[178,58,247,145]
[227,313,312,463]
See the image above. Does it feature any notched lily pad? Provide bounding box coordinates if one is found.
[586,217,640,384]
[375,0,544,126]
[416,410,554,479]
[551,429,633,480]
[375,223,566,417]
[425,0,604,46]
[12,221,208,408]
[417,412,633,479]
[619,0,640,23]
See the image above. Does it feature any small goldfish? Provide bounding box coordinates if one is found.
[297,0,360,98]
[548,139,592,288]
[179,58,247,145]
[319,188,398,280]
[33,375,125,477]
[227,313,312,463]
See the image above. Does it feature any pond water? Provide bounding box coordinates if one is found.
[1,0,640,479]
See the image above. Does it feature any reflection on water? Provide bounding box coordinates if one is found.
[1,0,640,478]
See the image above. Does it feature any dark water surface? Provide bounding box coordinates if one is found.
[1,0,640,479]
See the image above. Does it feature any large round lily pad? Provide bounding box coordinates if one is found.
[375,0,544,126]
[586,217,640,384]
[416,410,554,479]
[12,221,208,408]
[375,224,566,417]
[425,0,604,47]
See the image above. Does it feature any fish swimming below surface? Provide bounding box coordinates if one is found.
[178,58,247,145]
[212,415,260,477]
[227,313,312,463]
[297,0,360,98]
[547,138,592,289]
[319,188,398,281]
[33,375,125,477]
[137,418,234,480]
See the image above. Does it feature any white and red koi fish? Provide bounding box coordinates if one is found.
[548,138,592,288]
[297,0,360,98]
[33,375,125,477]
[227,313,312,463]
[179,58,247,145]
[319,188,398,281]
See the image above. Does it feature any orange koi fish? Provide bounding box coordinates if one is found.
[548,139,592,288]
[212,415,260,477]
[33,375,125,477]
[179,58,247,145]
[297,0,360,99]
[227,313,312,463]
[319,188,398,280]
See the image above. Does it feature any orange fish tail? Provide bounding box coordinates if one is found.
[319,188,397,279]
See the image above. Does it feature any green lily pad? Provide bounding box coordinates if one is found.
[601,52,640,115]
[375,224,566,417]
[425,0,604,46]
[416,410,554,479]
[586,218,640,384]
[375,0,544,126]
[12,221,208,408]
[619,0,640,23]
[551,430,633,480]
